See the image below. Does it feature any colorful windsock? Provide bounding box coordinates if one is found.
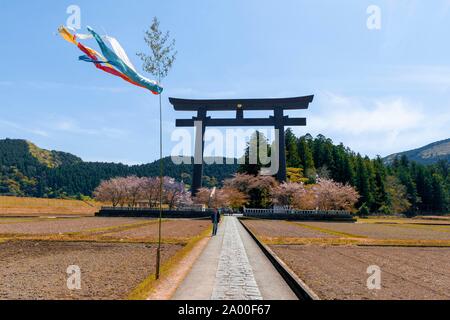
[58,26,163,95]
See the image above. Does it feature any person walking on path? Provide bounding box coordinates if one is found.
[211,208,221,236]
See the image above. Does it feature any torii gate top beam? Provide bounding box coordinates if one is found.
[169,95,314,111]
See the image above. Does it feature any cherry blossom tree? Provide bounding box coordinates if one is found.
[139,177,160,208]
[193,187,227,208]
[221,187,249,209]
[163,177,188,209]
[225,173,278,208]
[192,188,211,207]
[271,182,306,207]
[93,178,125,207]
[291,185,318,210]
[174,189,194,208]
[123,176,143,208]
[94,175,192,209]
[313,178,360,211]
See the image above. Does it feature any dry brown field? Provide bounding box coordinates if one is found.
[0,196,103,216]
[242,218,450,300]
[0,216,211,300]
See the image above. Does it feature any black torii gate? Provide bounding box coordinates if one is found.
[169,95,314,195]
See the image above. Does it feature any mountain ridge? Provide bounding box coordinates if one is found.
[384,138,450,165]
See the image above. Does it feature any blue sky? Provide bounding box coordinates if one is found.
[0,0,449,164]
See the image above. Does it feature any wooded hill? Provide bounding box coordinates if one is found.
[0,139,238,199]
[239,130,449,215]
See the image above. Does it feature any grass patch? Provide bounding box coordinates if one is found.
[291,222,367,239]
[383,223,450,233]
[261,236,361,246]
[0,232,189,245]
[357,239,450,247]
[0,233,188,245]
[0,195,103,216]
[127,226,212,300]
[66,220,163,236]
[0,218,37,224]
[358,218,408,224]
[0,220,164,242]
[262,236,450,247]
[358,218,450,226]
[0,217,82,225]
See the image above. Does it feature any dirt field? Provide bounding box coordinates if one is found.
[0,217,155,236]
[271,245,450,300]
[0,216,211,300]
[0,241,182,300]
[361,217,450,225]
[298,221,450,240]
[243,220,336,238]
[243,218,450,300]
[103,219,211,241]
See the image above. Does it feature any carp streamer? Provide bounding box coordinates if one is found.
[58,26,163,95]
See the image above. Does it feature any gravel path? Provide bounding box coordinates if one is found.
[173,217,296,300]
[211,217,262,300]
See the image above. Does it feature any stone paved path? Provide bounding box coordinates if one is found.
[211,217,262,300]
[172,216,297,300]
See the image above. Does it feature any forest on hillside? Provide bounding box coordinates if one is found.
[0,135,448,215]
[0,139,237,199]
[238,130,449,215]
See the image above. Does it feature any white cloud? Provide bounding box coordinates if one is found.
[310,93,423,134]
[298,92,450,157]
[385,65,450,92]
[53,119,127,139]
[0,120,49,137]
[25,81,131,93]
[169,87,237,98]
[442,0,450,16]
[0,81,13,87]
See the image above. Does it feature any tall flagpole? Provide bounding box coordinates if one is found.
[135,17,177,282]
[156,75,163,280]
